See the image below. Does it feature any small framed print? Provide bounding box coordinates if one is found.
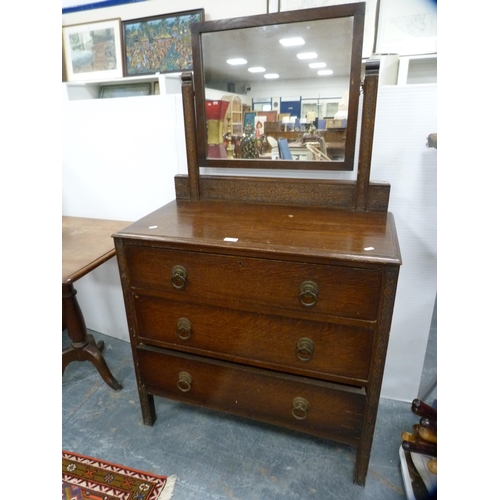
[63,19,123,82]
[244,111,257,129]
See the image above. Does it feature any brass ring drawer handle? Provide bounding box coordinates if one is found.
[299,281,319,307]
[177,371,193,392]
[171,265,187,289]
[292,397,310,420]
[296,338,315,362]
[176,318,192,340]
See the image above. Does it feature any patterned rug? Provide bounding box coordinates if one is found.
[62,450,176,500]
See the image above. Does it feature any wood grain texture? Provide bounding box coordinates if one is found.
[137,346,366,445]
[62,216,129,284]
[355,60,379,211]
[133,294,375,385]
[175,175,390,211]
[125,246,383,320]
[181,72,200,201]
[115,200,400,265]
[113,198,401,486]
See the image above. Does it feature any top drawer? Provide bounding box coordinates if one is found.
[123,245,382,321]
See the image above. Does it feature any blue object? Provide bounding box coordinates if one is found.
[278,139,292,160]
[62,0,145,14]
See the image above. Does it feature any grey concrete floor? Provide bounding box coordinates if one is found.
[62,311,436,500]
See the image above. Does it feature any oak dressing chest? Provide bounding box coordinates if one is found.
[113,3,401,486]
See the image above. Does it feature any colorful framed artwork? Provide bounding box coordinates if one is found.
[244,111,257,129]
[62,19,123,82]
[255,115,267,138]
[122,9,205,77]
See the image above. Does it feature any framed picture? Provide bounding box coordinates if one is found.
[244,111,257,129]
[62,19,123,82]
[255,115,267,138]
[376,0,437,55]
[99,82,152,99]
[122,9,205,77]
[257,111,277,122]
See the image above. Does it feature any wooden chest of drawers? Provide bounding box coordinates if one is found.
[113,200,401,485]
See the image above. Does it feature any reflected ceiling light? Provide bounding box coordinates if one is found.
[318,69,333,75]
[309,62,326,68]
[226,58,247,65]
[264,73,279,79]
[248,66,266,73]
[279,37,305,46]
[297,52,317,60]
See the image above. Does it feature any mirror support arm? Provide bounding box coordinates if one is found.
[355,59,380,211]
[181,72,200,201]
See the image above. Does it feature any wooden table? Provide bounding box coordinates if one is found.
[62,216,130,391]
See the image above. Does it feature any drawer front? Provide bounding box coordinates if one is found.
[137,347,366,442]
[134,295,373,383]
[124,245,382,320]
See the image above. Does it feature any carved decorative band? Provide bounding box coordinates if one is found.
[367,184,390,211]
[175,175,389,211]
[356,73,379,211]
[201,177,355,207]
[175,175,190,200]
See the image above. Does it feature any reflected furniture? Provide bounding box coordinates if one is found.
[266,129,347,160]
[62,216,129,391]
[113,3,401,486]
[278,138,293,159]
[266,136,279,160]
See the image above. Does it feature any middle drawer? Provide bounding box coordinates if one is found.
[133,294,374,385]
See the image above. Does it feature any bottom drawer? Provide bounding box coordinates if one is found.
[137,346,366,444]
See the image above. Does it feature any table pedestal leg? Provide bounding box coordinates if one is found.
[62,282,122,391]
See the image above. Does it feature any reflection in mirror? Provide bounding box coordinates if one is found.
[191,4,365,171]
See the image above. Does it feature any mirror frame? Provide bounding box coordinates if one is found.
[190,3,365,172]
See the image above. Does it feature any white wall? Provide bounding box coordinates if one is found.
[371,84,437,400]
[62,91,187,341]
[62,93,183,221]
[62,0,437,401]
[62,0,268,25]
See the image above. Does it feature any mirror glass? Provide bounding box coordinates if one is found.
[191,5,364,171]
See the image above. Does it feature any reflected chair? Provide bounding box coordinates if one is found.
[278,138,292,159]
[267,136,279,160]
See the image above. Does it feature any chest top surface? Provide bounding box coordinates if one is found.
[114,200,401,267]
